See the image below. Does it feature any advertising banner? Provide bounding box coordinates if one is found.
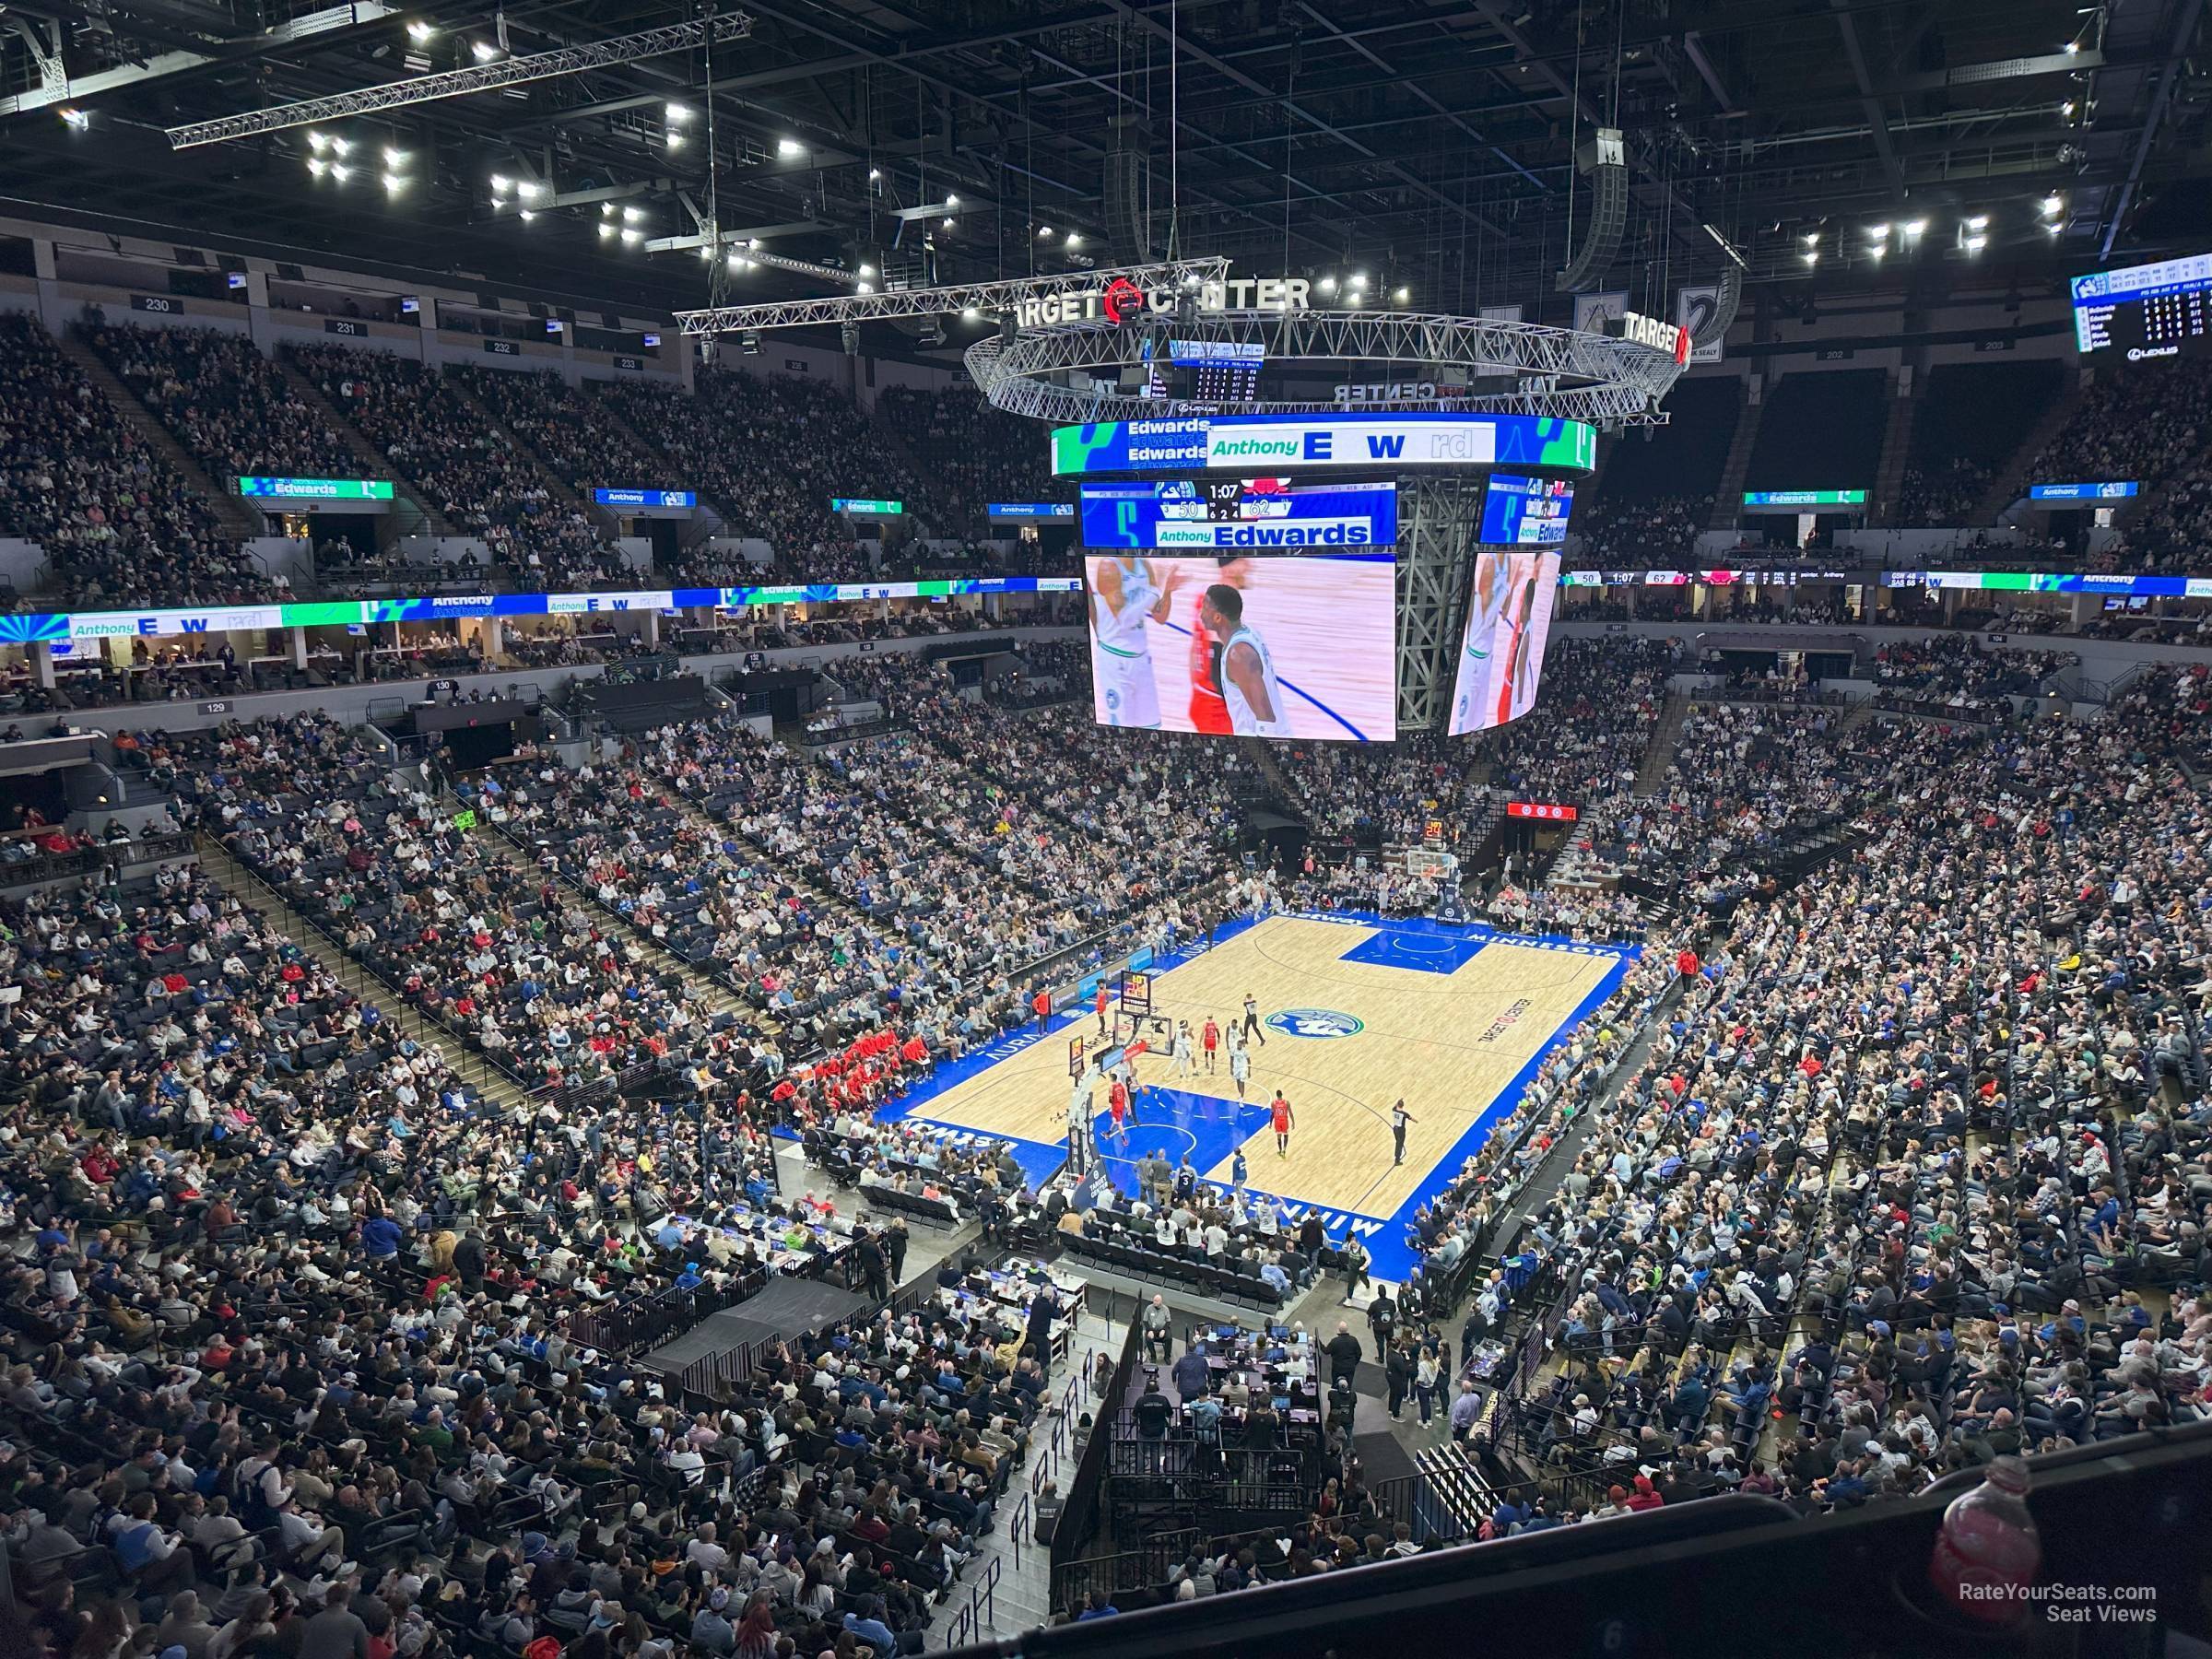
[2027,481,2139,500]
[986,502,1076,520]
[594,488,696,509]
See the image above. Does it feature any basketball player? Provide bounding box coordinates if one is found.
[1171,1020,1195,1077]
[1184,556,1255,733]
[1241,992,1267,1048]
[1453,553,1515,734]
[1228,1041,1252,1101]
[1391,1099,1418,1166]
[1269,1089,1296,1157]
[1094,982,1111,1036]
[1201,1016,1221,1074]
[1489,556,1547,727]
[1199,584,1291,737]
[1088,557,1181,729]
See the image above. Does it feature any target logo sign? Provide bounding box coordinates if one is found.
[1101,276,1146,324]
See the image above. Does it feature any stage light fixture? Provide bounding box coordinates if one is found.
[1065,232,1080,247]
[382,171,404,193]
[620,228,641,244]
[471,39,500,60]
[1902,219,1927,238]
[1394,287,1409,303]
[519,209,535,222]
[406,19,434,41]
[1802,250,1818,265]
[1966,235,1986,253]
[1348,271,1369,288]
[857,263,877,277]
[2041,194,2064,217]
[1318,276,1337,294]
[666,102,690,123]
[1037,224,1053,238]
[778,137,804,157]
[1867,223,1889,240]
[308,157,327,176]
[330,137,351,157]
[946,193,959,206]
[382,146,406,166]
[622,206,642,223]
[308,130,330,151]
[330,163,352,182]
[59,108,89,130]
[1967,215,1989,230]
[961,305,979,319]
[490,173,511,192]
[666,131,686,149]
[856,281,874,294]
[601,203,615,217]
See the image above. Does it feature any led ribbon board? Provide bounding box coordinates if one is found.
[2028,482,2139,500]
[0,578,1083,644]
[1742,489,1867,507]
[237,477,394,500]
[1050,412,1597,476]
[594,488,697,508]
[1078,480,1398,548]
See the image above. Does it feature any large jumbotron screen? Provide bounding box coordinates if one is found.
[1085,552,1398,742]
[1449,550,1562,735]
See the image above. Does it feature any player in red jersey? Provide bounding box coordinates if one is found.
[1184,556,1253,732]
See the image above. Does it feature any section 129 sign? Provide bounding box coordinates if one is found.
[1080,479,1398,549]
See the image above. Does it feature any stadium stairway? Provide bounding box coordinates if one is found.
[444,368,622,541]
[449,788,756,1031]
[273,355,457,536]
[1633,693,1692,797]
[57,332,264,540]
[1971,372,2085,524]
[1704,385,1764,530]
[1871,376,1917,527]
[194,833,534,1114]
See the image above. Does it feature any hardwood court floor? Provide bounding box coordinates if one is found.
[912,914,1615,1220]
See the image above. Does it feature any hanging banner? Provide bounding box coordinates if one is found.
[1572,290,1630,335]
[1677,285,1725,363]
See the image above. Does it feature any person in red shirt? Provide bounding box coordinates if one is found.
[1032,988,1052,1032]
[1201,1018,1221,1074]
[1269,1090,1295,1157]
[1676,948,1700,980]
[1108,1078,1130,1145]
[1094,982,1111,1036]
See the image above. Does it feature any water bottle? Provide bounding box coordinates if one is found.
[1926,1454,2041,1624]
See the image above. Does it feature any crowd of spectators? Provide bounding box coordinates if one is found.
[875,387,1054,536]
[0,314,269,606]
[1896,457,1990,528]
[459,369,665,507]
[2024,358,2212,501]
[1568,496,1708,564]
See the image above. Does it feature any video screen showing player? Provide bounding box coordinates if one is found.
[1448,550,1561,735]
[1084,553,1398,742]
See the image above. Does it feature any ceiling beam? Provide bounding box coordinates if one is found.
[1829,0,1904,197]
[2100,0,2206,257]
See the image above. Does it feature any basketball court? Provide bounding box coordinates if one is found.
[875,911,1633,1279]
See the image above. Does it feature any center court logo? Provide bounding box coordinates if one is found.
[1265,1007,1365,1040]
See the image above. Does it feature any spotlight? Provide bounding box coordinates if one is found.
[945,192,959,207]
[1967,215,1989,230]
[330,163,352,182]
[747,238,760,249]
[406,19,433,41]
[308,157,328,177]
[1347,291,1365,306]
[519,209,535,222]
[2061,100,2077,117]
[943,217,955,229]
[620,229,641,245]
[382,171,404,193]
[1866,223,1889,240]
[666,102,690,124]
[1393,286,1409,303]
[961,305,979,319]
[382,146,406,167]
[1065,232,1080,247]
[1966,235,1986,253]
[1182,272,1201,289]
[1902,218,1927,238]
[856,281,875,294]
[2041,194,2065,217]
[666,131,686,150]
[1348,271,1369,288]
[857,263,877,278]
[1037,224,1053,238]
[490,173,511,193]
[1318,276,1337,294]
[601,203,615,217]
[778,137,805,157]
[471,39,500,60]
[867,168,881,182]
[1802,230,1819,246]
[728,253,748,269]
[2047,222,2064,236]
[518,181,545,200]
[330,137,351,157]
[599,223,615,241]
[623,206,642,223]
[59,107,89,130]
[1802,250,1818,266]
[1869,246,1885,262]
[308,131,330,152]
[2063,40,2078,53]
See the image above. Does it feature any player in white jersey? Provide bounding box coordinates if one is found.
[1199,583,1291,736]
[1453,554,1516,733]
[1088,557,1180,728]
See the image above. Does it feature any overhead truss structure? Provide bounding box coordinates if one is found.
[1395,477,1487,735]
[165,12,753,149]
[673,259,1230,335]
[965,311,1687,429]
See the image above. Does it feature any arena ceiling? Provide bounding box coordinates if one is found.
[2,0,2208,321]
